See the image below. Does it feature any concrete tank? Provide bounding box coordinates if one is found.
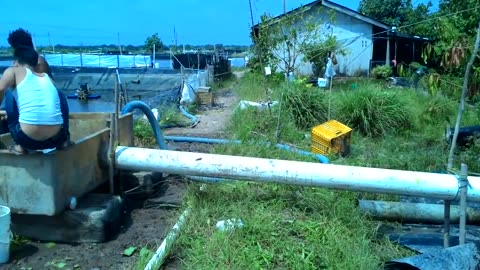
[0,112,134,216]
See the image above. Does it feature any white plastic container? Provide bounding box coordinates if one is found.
[0,205,11,264]
[318,78,328,88]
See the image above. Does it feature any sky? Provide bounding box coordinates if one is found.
[0,0,439,47]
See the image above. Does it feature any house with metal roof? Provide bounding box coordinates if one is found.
[252,0,428,77]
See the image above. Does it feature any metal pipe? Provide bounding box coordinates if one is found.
[144,207,191,270]
[358,200,480,225]
[115,147,480,202]
[444,200,451,248]
[459,164,468,244]
[108,113,115,195]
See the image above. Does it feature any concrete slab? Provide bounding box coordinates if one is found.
[11,193,123,243]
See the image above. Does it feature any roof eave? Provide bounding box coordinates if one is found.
[321,0,389,29]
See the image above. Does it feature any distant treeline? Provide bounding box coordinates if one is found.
[0,44,251,56]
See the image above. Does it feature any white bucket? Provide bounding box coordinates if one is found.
[0,205,11,264]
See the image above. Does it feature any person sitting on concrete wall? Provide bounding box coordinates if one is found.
[0,28,55,134]
[0,45,72,154]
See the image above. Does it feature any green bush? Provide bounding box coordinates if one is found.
[371,65,393,79]
[336,87,414,137]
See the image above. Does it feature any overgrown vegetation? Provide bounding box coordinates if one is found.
[131,68,480,269]
[163,70,480,269]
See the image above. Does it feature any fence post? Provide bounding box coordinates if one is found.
[444,200,451,248]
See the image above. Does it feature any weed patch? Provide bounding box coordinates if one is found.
[335,87,414,137]
[133,73,480,269]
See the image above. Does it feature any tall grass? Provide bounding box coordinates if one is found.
[280,81,330,129]
[335,87,414,137]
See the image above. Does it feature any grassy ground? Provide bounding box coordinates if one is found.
[135,72,480,269]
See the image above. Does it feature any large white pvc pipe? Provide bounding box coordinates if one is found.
[115,147,480,202]
[358,200,480,224]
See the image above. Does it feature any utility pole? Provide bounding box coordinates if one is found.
[117,32,122,55]
[283,0,286,14]
[173,26,178,48]
[248,0,255,27]
[48,32,55,53]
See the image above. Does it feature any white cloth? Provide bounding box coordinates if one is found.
[325,57,336,78]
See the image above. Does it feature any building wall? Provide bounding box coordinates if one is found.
[275,4,374,77]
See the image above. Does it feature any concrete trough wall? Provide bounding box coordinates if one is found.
[0,112,134,216]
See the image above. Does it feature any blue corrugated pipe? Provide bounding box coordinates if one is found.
[179,105,200,126]
[164,136,329,164]
[122,100,168,150]
[121,101,329,183]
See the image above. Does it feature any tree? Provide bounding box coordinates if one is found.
[144,33,164,54]
[421,0,480,72]
[303,36,344,77]
[358,0,432,36]
[253,6,326,76]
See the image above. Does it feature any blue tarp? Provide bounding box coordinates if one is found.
[43,53,152,68]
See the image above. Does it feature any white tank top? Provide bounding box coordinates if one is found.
[16,68,63,125]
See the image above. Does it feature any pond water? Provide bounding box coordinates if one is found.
[64,87,181,114]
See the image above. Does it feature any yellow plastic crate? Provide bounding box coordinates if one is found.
[311,120,352,157]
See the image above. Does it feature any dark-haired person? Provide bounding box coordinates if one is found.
[0,46,71,154]
[0,28,56,134]
[7,28,53,79]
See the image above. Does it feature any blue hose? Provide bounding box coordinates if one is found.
[164,136,329,164]
[179,105,200,126]
[121,100,168,150]
[121,101,330,166]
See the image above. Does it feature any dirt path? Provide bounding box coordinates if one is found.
[1,72,242,270]
[164,89,238,138]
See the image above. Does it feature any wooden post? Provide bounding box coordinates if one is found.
[444,200,451,248]
[412,41,415,62]
[459,163,468,245]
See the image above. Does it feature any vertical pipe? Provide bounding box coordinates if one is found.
[460,163,469,245]
[386,37,390,65]
[108,113,115,195]
[113,81,120,194]
[115,81,120,144]
[153,43,156,68]
[444,200,451,248]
